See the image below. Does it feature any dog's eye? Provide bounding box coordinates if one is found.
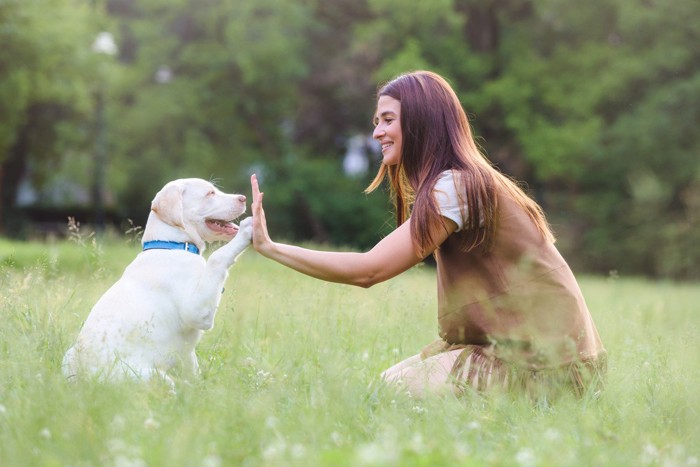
[207,190,215,197]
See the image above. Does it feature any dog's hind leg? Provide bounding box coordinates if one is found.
[61,347,79,381]
[131,366,176,394]
[181,351,200,379]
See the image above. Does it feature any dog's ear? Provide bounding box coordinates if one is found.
[151,183,184,228]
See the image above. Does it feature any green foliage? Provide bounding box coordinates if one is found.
[1,239,699,465]
[106,0,313,213]
[474,0,700,278]
[1,0,700,278]
[262,156,393,249]
[0,0,96,163]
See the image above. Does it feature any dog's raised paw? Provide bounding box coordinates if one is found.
[238,217,253,240]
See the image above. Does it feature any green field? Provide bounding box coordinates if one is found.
[1,236,699,466]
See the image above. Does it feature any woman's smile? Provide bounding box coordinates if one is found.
[373,96,402,166]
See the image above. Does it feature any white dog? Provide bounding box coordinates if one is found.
[62,178,252,388]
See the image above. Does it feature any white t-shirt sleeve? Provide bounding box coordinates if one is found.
[433,171,466,232]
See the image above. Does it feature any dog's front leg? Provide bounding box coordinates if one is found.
[208,217,254,269]
[182,218,253,330]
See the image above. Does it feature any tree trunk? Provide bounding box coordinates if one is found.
[461,1,500,54]
[0,124,29,235]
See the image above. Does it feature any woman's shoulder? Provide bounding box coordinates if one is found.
[433,169,460,191]
[437,169,457,182]
[432,170,466,231]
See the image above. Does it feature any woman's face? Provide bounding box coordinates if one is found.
[372,95,402,166]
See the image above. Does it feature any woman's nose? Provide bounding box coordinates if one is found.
[372,126,384,139]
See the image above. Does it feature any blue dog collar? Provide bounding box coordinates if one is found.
[142,240,200,255]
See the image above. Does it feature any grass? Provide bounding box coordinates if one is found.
[1,234,699,466]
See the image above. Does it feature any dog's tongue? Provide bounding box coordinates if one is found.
[206,219,238,236]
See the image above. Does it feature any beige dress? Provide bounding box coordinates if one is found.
[424,172,607,398]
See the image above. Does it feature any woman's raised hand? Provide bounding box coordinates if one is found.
[250,174,273,255]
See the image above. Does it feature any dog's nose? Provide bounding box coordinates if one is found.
[238,195,246,203]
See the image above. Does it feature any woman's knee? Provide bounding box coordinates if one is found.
[381,352,461,398]
[380,354,422,381]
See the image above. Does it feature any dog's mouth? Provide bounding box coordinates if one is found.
[205,219,239,237]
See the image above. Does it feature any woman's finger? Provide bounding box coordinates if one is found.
[251,173,262,205]
[250,173,270,250]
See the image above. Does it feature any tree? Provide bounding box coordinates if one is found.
[480,0,700,277]
[101,0,313,223]
[3,0,699,278]
[0,0,97,233]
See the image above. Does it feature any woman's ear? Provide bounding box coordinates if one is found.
[151,182,184,228]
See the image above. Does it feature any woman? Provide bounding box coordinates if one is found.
[250,70,606,399]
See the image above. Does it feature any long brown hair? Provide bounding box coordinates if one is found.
[365,71,554,256]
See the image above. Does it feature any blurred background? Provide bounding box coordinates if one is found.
[1,0,698,279]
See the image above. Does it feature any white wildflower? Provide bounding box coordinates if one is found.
[640,443,659,464]
[254,369,274,388]
[290,443,306,458]
[0,404,7,415]
[330,431,343,446]
[356,442,397,466]
[467,421,480,431]
[262,441,286,461]
[105,438,145,467]
[114,455,146,467]
[409,432,426,454]
[515,447,536,467]
[265,416,278,429]
[355,429,399,466]
[544,428,561,441]
[202,454,222,467]
[143,417,160,431]
[412,405,425,414]
[39,428,51,440]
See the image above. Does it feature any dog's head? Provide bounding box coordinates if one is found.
[150,178,247,244]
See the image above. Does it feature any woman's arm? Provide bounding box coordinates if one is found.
[250,174,457,288]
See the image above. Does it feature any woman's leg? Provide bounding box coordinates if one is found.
[381,349,464,398]
[380,354,423,382]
